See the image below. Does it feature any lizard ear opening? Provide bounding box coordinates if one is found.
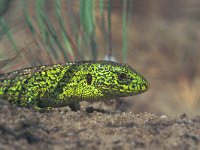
[86,73,92,85]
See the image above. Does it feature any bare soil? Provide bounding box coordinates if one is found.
[0,101,200,150]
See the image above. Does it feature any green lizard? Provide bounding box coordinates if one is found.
[0,60,149,111]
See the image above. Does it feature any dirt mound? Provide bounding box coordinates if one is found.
[0,102,200,150]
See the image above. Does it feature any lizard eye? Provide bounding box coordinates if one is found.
[118,73,127,80]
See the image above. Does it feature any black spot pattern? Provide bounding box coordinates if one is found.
[86,74,92,85]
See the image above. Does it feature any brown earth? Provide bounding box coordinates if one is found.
[0,101,200,150]
[1,0,200,116]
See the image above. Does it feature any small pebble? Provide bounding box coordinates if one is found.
[160,115,168,119]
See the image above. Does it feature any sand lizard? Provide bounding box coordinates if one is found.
[0,60,149,111]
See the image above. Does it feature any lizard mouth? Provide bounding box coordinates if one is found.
[140,80,150,92]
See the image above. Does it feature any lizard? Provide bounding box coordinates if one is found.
[0,60,149,111]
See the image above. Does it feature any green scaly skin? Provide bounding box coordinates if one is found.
[0,60,149,111]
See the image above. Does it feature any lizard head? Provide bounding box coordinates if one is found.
[89,61,149,99]
[61,61,149,101]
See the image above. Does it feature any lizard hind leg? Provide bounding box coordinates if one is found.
[32,97,54,112]
[33,105,53,112]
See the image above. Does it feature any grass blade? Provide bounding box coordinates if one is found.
[122,0,128,63]
[0,17,18,52]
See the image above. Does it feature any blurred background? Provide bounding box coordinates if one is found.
[0,0,199,116]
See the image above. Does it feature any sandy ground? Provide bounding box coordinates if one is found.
[0,101,200,150]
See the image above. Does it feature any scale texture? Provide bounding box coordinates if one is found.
[0,60,149,110]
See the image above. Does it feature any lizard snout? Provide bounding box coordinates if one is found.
[140,78,149,93]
